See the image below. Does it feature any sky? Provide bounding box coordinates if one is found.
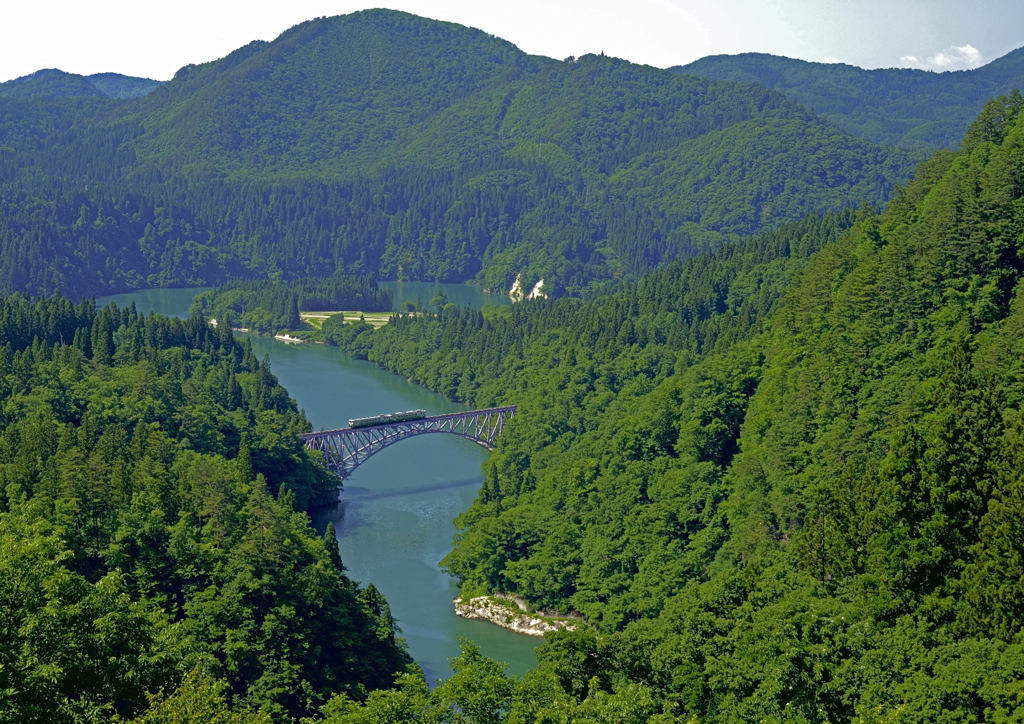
[1,0,1022,83]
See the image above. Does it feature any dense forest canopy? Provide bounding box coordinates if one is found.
[4,8,1024,721]
[313,92,1024,721]
[193,274,393,335]
[673,48,1024,151]
[0,295,412,722]
[0,69,162,100]
[0,10,918,300]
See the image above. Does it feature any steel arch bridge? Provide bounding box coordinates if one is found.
[300,406,517,480]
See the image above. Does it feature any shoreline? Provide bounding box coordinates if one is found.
[453,595,580,637]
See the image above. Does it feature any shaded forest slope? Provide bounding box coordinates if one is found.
[322,92,1024,721]
[0,68,161,99]
[0,297,411,722]
[0,10,916,298]
[674,47,1024,151]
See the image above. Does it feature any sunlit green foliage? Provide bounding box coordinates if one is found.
[329,92,1024,721]
[2,12,1023,720]
[304,638,660,724]
[0,296,411,722]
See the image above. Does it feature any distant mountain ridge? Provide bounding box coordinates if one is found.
[672,48,1024,151]
[0,10,934,299]
[7,30,1022,146]
[0,68,161,99]
[86,71,162,99]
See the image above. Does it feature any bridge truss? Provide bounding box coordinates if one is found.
[300,406,517,480]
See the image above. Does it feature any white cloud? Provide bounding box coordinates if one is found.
[820,56,841,64]
[899,44,984,71]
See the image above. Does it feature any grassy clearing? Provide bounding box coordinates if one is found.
[300,311,392,329]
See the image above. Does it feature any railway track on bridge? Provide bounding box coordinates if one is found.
[300,405,517,479]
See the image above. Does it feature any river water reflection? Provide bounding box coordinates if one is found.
[97,285,538,681]
[378,281,511,310]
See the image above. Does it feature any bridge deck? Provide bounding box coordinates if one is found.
[300,405,518,441]
[300,405,517,479]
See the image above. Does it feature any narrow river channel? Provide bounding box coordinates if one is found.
[96,285,537,682]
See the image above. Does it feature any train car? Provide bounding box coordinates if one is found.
[348,409,427,428]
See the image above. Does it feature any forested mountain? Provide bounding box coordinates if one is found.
[673,47,1024,151]
[85,72,162,99]
[0,10,916,299]
[316,92,1024,720]
[0,69,107,99]
[3,12,1024,718]
[0,296,411,722]
[0,68,161,99]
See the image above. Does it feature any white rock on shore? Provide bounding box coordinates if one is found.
[453,595,578,637]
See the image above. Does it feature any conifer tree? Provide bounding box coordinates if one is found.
[960,411,1024,639]
[227,371,243,410]
[324,522,345,572]
[482,462,500,503]
[520,469,537,496]
[237,435,254,489]
[91,313,114,365]
[287,294,301,330]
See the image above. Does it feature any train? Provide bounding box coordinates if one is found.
[348,409,427,429]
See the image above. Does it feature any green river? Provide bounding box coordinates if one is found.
[96,285,536,683]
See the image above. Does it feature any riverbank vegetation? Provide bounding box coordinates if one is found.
[192,275,393,336]
[0,296,411,722]
[319,92,1024,720]
[2,8,1024,721]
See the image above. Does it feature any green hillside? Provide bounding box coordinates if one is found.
[317,92,1024,721]
[673,47,1024,151]
[86,72,162,99]
[3,13,1024,717]
[0,68,161,99]
[0,10,917,299]
[0,68,107,99]
[0,298,411,722]
[126,12,548,177]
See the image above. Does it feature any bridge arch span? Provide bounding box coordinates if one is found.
[300,406,516,480]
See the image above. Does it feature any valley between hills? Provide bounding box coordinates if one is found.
[2,8,1024,723]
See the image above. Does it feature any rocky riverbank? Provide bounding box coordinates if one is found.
[453,595,579,637]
